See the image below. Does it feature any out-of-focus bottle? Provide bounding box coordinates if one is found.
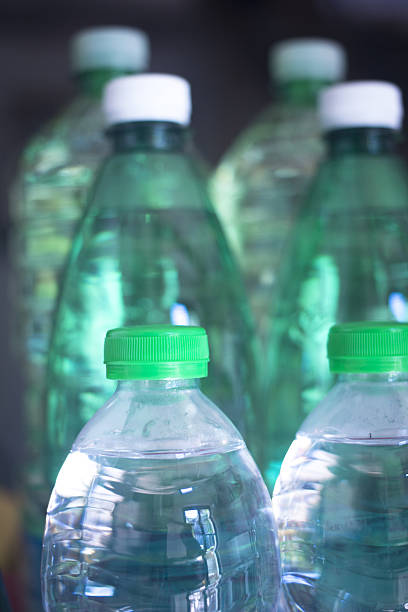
[261,81,408,489]
[211,38,346,345]
[9,26,149,611]
[46,74,258,488]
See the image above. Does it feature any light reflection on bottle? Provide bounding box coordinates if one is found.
[184,507,220,611]
[389,291,407,322]
[171,302,191,325]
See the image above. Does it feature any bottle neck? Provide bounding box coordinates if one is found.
[338,371,408,384]
[326,127,399,156]
[275,78,333,107]
[74,68,135,99]
[108,121,189,153]
[116,378,199,394]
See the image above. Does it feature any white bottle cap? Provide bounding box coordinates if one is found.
[103,74,192,127]
[70,26,150,73]
[319,81,403,131]
[270,38,346,82]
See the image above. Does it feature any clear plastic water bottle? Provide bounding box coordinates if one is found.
[42,325,280,611]
[9,23,149,583]
[46,74,258,487]
[11,27,149,441]
[211,39,346,345]
[10,27,149,610]
[261,81,408,489]
[274,322,408,611]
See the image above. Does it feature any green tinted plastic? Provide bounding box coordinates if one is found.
[46,121,256,489]
[259,126,408,490]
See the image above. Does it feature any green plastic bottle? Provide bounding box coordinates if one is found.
[9,26,149,611]
[43,325,280,611]
[211,39,346,345]
[261,81,408,489]
[46,74,257,488]
[274,322,408,611]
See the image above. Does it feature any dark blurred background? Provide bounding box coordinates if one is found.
[2,0,408,485]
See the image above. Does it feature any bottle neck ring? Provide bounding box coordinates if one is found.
[116,378,199,393]
[107,121,189,153]
[325,127,399,156]
[338,371,408,383]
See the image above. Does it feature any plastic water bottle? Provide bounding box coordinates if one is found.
[46,74,258,487]
[9,27,150,606]
[260,81,408,489]
[274,322,408,611]
[42,325,280,611]
[211,39,346,345]
[11,27,149,460]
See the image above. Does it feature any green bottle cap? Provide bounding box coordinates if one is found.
[104,325,209,380]
[327,322,408,373]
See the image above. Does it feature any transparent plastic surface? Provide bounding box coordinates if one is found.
[9,69,131,612]
[274,372,408,611]
[9,90,108,532]
[42,380,280,611]
[262,128,408,488]
[46,123,258,485]
[211,82,327,346]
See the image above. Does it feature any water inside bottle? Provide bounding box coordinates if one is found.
[275,435,408,611]
[43,446,278,611]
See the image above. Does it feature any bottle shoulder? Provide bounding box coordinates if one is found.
[300,379,408,443]
[212,103,322,194]
[221,103,320,162]
[73,386,245,458]
[20,96,107,177]
[91,150,216,215]
[309,153,408,208]
[279,153,408,264]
